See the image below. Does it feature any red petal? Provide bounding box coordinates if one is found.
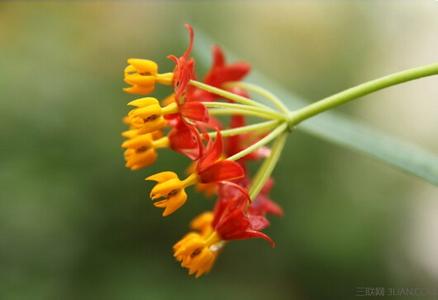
[248,214,270,231]
[180,102,209,122]
[212,45,225,68]
[197,131,223,171]
[261,178,274,194]
[167,24,196,104]
[259,197,284,217]
[206,116,223,130]
[168,119,202,160]
[215,209,275,247]
[201,45,251,101]
[215,208,250,238]
[212,182,275,247]
[226,115,245,156]
[198,160,244,183]
[249,178,283,217]
[228,86,250,98]
[217,63,251,83]
[213,182,249,227]
[182,24,194,59]
[235,230,275,248]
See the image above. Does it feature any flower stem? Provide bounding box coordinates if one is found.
[208,108,280,120]
[153,137,170,148]
[203,101,284,120]
[288,62,438,125]
[249,132,287,200]
[151,122,278,149]
[189,80,272,110]
[225,82,289,113]
[210,120,280,138]
[227,123,288,162]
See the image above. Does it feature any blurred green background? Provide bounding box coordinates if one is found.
[1,1,438,299]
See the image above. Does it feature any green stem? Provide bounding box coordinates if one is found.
[249,132,288,200]
[203,101,284,120]
[225,81,289,113]
[189,80,272,110]
[208,108,279,120]
[209,120,279,138]
[288,62,438,125]
[227,123,287,162]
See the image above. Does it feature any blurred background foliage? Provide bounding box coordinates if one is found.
[0,1,437,299]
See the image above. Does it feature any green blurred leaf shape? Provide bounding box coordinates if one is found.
[193,28,438,186]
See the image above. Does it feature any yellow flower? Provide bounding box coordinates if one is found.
[121,131,168,170]
[173,230,224,278]
[190,212,214,236]
[146,171,198,216]
[161,94,176,106]
[123,59,173,95]
[126,97,177,134]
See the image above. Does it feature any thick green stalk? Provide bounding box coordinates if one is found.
[289,63,438,125]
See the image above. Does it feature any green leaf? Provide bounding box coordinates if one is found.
[193,28,438,185]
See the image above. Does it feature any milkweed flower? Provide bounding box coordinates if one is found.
[191,45,251,102]
[126,97,176,133]
[124,59,173,95]
[173,231,222,278]
[190,211,214,236]
[186,162,217,197]
[249,178,284,217]
[121,131,168,170]
[168,24,196,103]
[146,171,198,217]
[146,132,244,216]
[173,182,274,277]
[121,23,287,278]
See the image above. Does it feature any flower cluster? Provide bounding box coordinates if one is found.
[121,24,288,277]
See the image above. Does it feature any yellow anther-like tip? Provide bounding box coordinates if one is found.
[121,134,153,149]
[145,171,196,217]
[127,97,160,108]
[123,59,172,95]
[146,171,178,182]
[173,231,221,278]
[123,85,155,95]
[190,212,214,236]
[126,58,158,75]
